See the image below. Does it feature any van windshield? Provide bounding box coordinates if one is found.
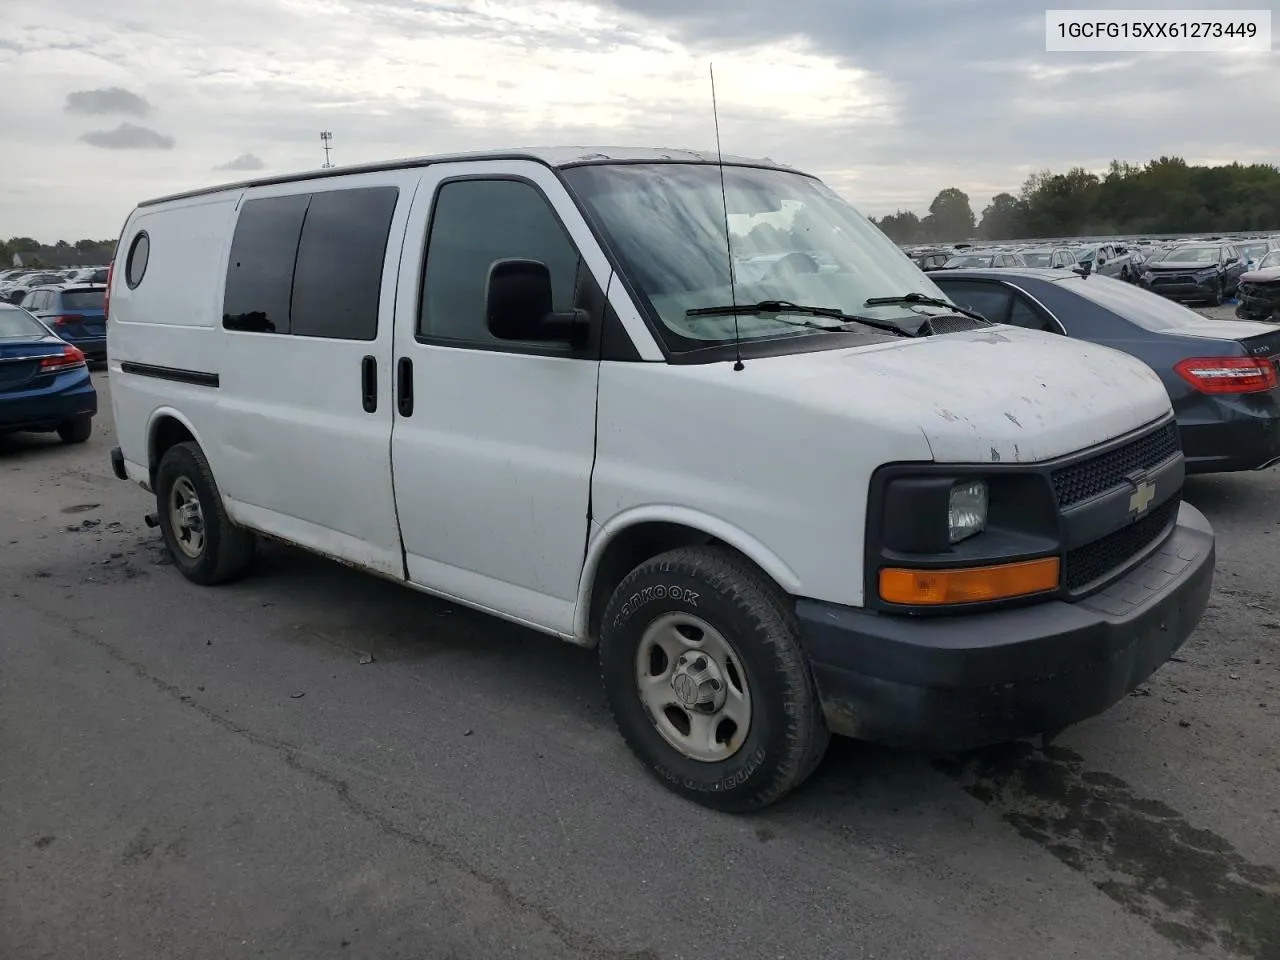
[561,163,950,351]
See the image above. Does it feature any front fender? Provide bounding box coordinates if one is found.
[573,504,803,643]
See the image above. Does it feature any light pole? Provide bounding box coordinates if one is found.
[320,131,333,169]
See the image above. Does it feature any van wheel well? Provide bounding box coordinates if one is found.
[150,417,196,486]
[586,523,763,642]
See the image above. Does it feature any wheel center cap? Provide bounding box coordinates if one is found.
[670,653,728,713]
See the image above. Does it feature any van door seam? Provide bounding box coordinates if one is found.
[389,174,425,582]
[580,268,609,596]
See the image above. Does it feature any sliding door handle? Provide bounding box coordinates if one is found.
[361,355,377,413]
[397,356,414,417]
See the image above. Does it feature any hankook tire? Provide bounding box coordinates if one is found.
[598,546,830,812]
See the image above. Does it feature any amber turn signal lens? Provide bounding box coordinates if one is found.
[879,557,1060,605]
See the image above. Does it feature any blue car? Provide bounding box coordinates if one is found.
[19,284,107,361]
[0,303,97,443]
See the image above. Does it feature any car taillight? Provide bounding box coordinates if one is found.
[104,260,114,320]
[51,314,85,327]
[39,345,86,373]
[1174,356,1279,394]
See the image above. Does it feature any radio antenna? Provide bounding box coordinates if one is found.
[709,62,744,371]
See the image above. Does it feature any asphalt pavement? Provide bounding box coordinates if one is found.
[2,366,1278,960]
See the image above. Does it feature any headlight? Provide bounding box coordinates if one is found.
[948,480,987,543]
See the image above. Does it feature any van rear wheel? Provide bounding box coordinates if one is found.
[155,441,255,585]
[598,546,830,811]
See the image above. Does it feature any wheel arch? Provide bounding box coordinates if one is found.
[574,507,802,646]
[146,408,208,488]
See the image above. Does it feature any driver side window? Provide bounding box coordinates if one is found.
[418,178,583,350]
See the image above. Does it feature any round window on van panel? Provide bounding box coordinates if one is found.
[126,231,150,289]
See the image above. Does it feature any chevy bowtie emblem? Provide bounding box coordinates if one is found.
[1129,479,1156,515]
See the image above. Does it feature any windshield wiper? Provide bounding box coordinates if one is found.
[863,293,992,325]
[686,300,912,337]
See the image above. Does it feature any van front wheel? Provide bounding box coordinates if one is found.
[155,441,255,585]
[598,546,829,812]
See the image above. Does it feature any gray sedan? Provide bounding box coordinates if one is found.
[931,268,1280,475]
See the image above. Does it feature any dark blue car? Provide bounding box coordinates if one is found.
[931,268,1280,475]
[0,303,97,444]
[19,284,107,361]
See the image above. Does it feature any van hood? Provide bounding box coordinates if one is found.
[744,327,1171,464]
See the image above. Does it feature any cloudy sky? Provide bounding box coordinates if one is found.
[1,0,1275,241]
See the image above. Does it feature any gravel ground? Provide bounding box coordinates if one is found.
[2,346,1278,960]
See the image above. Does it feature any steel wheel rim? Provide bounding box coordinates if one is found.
[168,476,206,559]
[635,612,752,763]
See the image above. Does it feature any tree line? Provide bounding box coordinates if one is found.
[2,237,116,269]
[870,157,1280,245]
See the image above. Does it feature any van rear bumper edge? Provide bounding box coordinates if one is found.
[109,446,148,490]
[795,502,1215,752]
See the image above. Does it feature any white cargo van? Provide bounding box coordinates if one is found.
[107,148,1215,810]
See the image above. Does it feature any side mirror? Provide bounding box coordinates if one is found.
[485,259,587,344]
[1225,257,1238,265]
[1096,257,1106,266]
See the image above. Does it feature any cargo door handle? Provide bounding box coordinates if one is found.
[397,357,414,417]
[361,356,377,413]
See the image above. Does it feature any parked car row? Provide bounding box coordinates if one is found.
[906,241,1134,276]
[0,265,109,303]
[904,236,1280,303]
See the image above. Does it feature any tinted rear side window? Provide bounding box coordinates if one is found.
[61,290,106,311]
[223,194,310,333]
[291,187,398,340]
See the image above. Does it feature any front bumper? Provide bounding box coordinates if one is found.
[1142,275,1220,301]
[1236,285,1280,322]
[796,502,1214,752]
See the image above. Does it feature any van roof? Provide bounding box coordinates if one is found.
[137,145,805,208]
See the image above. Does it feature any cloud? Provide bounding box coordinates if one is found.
[215,152,266,171]
[64,86,152,117]
[78,122,175,150]
[2,0,1276,239]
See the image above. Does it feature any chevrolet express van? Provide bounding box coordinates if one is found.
[107,148,1215,810]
